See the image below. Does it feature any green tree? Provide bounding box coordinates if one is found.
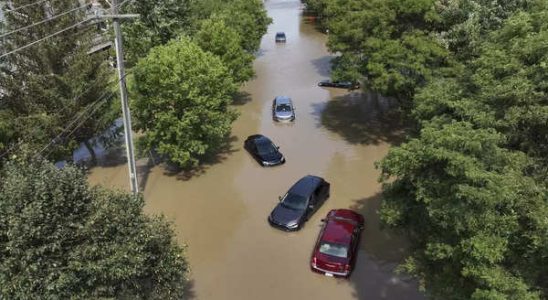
[0,0,115,162]
[194,17,255,84]
[216,0,272,53]
[413,5,548,180]
[317,0,530,102]
[379,121,547,299]
[0,156,188,299]
[378,3,548,298]
[323,0,450,101]
[121,0,194,66]
[132,37,238,168]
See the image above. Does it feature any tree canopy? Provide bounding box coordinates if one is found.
[132,38,238,168]
[378,2,548,299]
[121,0,195,66]
[304,0,548,298]
[0,0,115,162]
[194,17,255,84]
[0,157,188,299]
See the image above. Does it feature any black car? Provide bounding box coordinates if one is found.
[318,80,360,90]
[244,134,285,167]
[275,32,286,43]
[268,175,330,231]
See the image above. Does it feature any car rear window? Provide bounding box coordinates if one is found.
[332,216,358,225]
[276,104,292,112]
[319,242,348,258]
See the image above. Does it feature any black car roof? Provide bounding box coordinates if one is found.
[288,175,323,197]
[247,134,270,143]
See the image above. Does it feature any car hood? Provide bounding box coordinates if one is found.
[270,204,304,226]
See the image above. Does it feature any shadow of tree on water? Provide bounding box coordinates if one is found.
[314,91,409,146]
[232,91,253,106]
[162,135,240,181]
[348,193,425,299]
[311,55,333,78]
[181,279,197,299]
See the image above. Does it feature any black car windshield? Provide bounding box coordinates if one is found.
[276,104,292,112]
[256,140,277,156]
[319,242,348,258]
[281,193,308,210]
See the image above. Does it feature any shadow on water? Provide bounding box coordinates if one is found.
[232,91,253,106]
[314,91,407,146]
[182,279,197,300]
[311,55,333,78]
[349,193,424,299]
[351,193,410,263]
[162,135,240,181]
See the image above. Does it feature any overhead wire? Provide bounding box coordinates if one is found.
[0,3,91,39]
[0,0,137,160]
[1,0,136,59]
[0,72,125,160]
[0,19,89,59]
[33,89,114,160]
[2,0,49,14]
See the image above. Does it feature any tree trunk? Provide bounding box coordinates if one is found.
[83,140,97,164]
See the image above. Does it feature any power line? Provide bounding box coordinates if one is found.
[0,19,90,59]
[0,3,91,39]
[39,97,111,159]
[0,74,119,160]
[34,90,114,159]
[2,0,49,14]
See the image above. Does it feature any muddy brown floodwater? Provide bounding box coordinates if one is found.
[88,0,425,299]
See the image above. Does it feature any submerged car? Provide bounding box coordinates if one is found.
[318,80,360,90]
[244,134,285,167]
[268,175,330,231]
[272,96,295,122]
[310,209,364,278]
[275,32,286,43]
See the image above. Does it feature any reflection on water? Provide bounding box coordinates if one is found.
[88,0,424,299]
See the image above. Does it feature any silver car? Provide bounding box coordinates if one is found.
[272,96,295,122]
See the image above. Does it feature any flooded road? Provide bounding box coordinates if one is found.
[88,0,424,299]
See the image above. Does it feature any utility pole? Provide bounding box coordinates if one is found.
[101,0,139,194]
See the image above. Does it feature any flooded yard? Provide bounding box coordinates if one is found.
[88,0,423,299]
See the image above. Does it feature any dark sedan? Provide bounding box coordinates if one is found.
[318,80,360,90]
[244,135,285,167]
[275,32,286,43]
[310,209,364,278]
[268,175,330,231]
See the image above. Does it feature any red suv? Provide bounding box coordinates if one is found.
[310,209,364,278]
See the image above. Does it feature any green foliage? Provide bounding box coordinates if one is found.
[0,0,115,161]
[414,6,548,179]
[0,157,188,299]
[380,121,547,299]
[322,0,450,100]
[194,17,255,84]
[215,0,272,53]
[132,38,238,168]
[378,2,548,298]
[308,0,530,101]
[121,0,194,66]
